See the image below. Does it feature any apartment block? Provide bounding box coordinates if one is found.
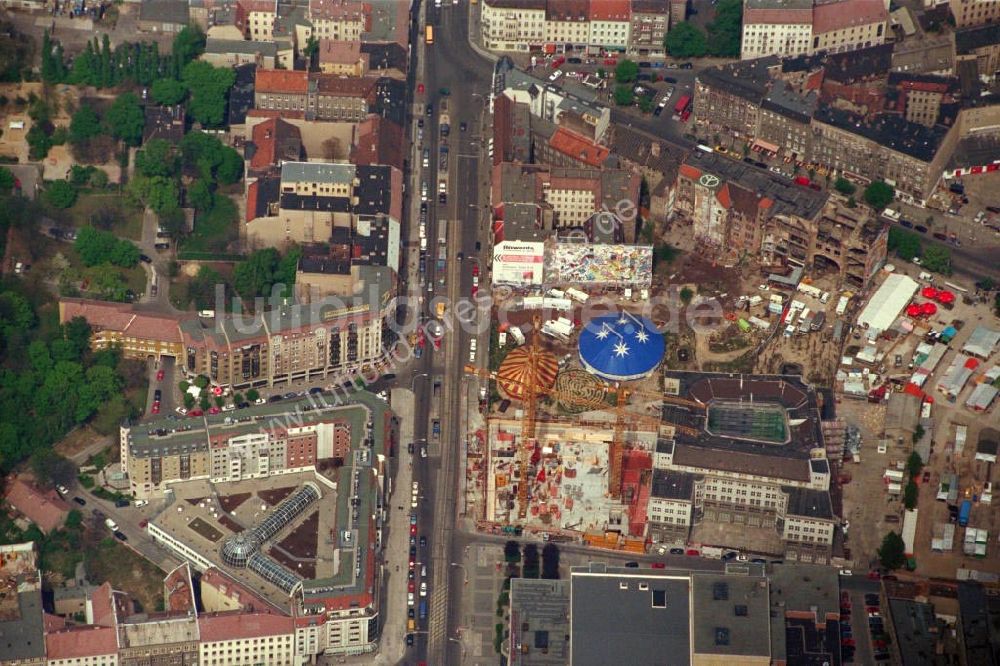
[741,0,813,60]
[253,69,395,123]
[741,0,887,60]
[60,297,394,395]
[306,0,368,42]
[481,0,548,52]
[483,0,676,54]
[949,0,1000,27]
[628,0,669,56]
[494,58,612,142]
[239,0,278,41]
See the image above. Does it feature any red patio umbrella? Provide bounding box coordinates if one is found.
[921,302,938,316]
[921,286,938,299]
[937,291,955,305]
[906,304,923,317]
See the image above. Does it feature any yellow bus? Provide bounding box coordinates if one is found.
[425,25,434,44]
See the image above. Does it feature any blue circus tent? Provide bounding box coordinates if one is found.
[577,311,665,382]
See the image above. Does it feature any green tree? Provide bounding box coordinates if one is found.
[171,26,206,78]
[906,451,923,479]
[27,124,54,161]
[233,248,280,298]
[44,180,78,209]
[864,181,895,210]
[888,227,921,262]
[878,531,906,570]
[187,179,214,211]
[74,226,139,267]
[135,139,180,178]
[182,61,235,127]
[151,78,187,106]
[216,147,244,184]
[199,394,210,411]
[665,22,708,58]
[921,245,951,274]
[183,393,196,409]
[105,93,145,146]
[233,392,244,405]
[504,540,521,563]
[246,388,260,402]
[680,287,694,304]
[903,480,918,509]
[615,59,639,84]
[613,84,635,106]
[128,175,180,215]
[187,265,227,309]
[66,509,83,529]
[0,167,14,192]
[68,39,98,86]
[638,95,655,113]
[834,177,857,195]
[706,0,743,57]
[69,105,102,146]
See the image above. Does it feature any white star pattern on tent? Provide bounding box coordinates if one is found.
[596,327,610,340]
[618,316,629,326]
[614,341,630,357]
[635,329,649,343]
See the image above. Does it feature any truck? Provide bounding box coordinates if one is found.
[439,144,448,172]
[959,500,972,527]
[700,545,724,559]
[836,295,850,316]
[438,219,448,245]
[902,508,918,556]
[439,99,450,136]
[437,246,447,284]
[797,283,823,299]
[566,287,589,303]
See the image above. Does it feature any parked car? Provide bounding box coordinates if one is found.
[73,497,86,506]
[114,498,130,508]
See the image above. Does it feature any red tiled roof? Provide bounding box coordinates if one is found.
[319,39,362,64]
[3,476,69,533]
[312,73,378,97]
[45,626,118,659]
[90,583,117,628]
[198,612,295,642]
[59,299,183,344]
[716,183,732,208]
[239,0,277,12]
[812,0,886,35]
[250,118,302,170]
[247,180,261,223]
[588,0,631,21]
[679,163,702,180]
[254,69,309,95]
[743,7,811,25]
[200,568,288,614]
[44,614,67,632]
[548,127,611,167]
[164,563,196,614]
[351,116,405,170]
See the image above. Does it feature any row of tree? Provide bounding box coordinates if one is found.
[41,27,204,89]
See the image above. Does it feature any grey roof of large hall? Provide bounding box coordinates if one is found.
[570,564,691,666]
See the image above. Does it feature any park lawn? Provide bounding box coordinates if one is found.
[63,193,144,241]
[85,537,165,613]
[180,196,238,253]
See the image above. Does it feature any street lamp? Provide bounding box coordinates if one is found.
[410,373,430,391]
[450,561,469,585]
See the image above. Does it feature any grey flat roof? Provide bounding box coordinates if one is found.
[651,469,695,500]
[509,578,570,665]
[784,487,834,520]
[691,574,771,658]
[571,565,691,666]
[0,588,45,660]
[139,0,190,25]
[888,598,940,666]
[206,38,278,57]
[281,161,356,185]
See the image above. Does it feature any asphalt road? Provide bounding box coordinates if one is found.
[408,2,495,664]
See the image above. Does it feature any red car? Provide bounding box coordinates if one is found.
[410,523,417,536]
[685,549,700,556]
[842,639,856,647]
[151,402,160,414]
[409,552,415,566]
[471,285,478,297]
[139,519,148,528]
[604,58,617,66]
[156,369,164,381]
[188,409,203,417]
[680,109,692,122]
[651,562,666,569]
[417,83,425,94]
[551,56,565,69]
[408,581,415,593]
[472,264,480,277]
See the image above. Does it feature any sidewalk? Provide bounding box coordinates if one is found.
[375,388,417,666]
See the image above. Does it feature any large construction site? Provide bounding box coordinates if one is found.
[470,307,840,560]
